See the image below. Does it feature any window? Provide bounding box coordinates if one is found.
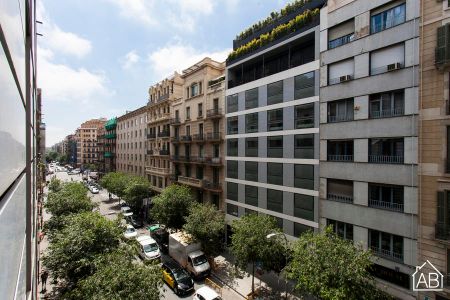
[290,42,314,68]
[227,117,238,134]
[371,3,406,34]
[246,138,258,157]
[327,219,353,241]
[369,184,404,212]
[328,59,354,85]
[245,113,258,133]
[227,139,238,156]
[295,134,314,159]
[198,103,203,118]
[294,164,314,190]
[227,182,238,201]
[227,161,238,178]
[369,138,404,164]
[369,90,404,118]
[227,204,238,217]
[245,185,258,207]
[267,109,283,131]
[186,107,191,120]
[294,194,314,221]
[267,136,283,158]
[295,103,314,128]
[327,140,354,161]
[327,179,353,203]
[245,88,258,109]
[245,162,258,181]
[267,81,283,105]
[267,163,283,185]
[294,223,312,237]
[264,50,289,76]
[196,166,204,179]
[437,191,450,240]
[328,99,353,123]
[227,94,238,113]
[294,71,315,99]
[267,189,283,213]
[448,127,450,173]
[369,230,403,262]
[328,19,355,49]
[370,43,405,75]
[191,83,199,97]
[245,208,258,216]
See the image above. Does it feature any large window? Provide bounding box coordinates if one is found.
[369,138,404,164]
[327,140,354,161]
[245,162,258,181]
[267,81,283,105]
[369,183,404,212]
[227,139,238,156]
[267,109,283,131]
[245,88,258,109]
[245,185,258,207]
[227,204,238,217]
[371,3,406,34]
[327,219,353,241]
[246,138,258,157]
[369,90,404,118]
[267,189,283,213]
[294,72,315,99]
[294,223,312,237]
[227,117,238,135]
[295,103,314,129]
[327,179,353,203]
[227,182,238,201]
[245,113,258,133]
[370,43,405,75]
[267,136,283,158]
[267,163,283,185]
[294,164,314,190]
[294,194,314,221]
[328,19,355,49]
[227,161,238,179]
[191,83,199,97]
[227,94,238,113]
[369,230,403,262]
[328,99,353,123]
[295,134,314,159]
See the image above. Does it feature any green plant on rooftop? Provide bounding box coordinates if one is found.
[228,8,319,62]
[235,0,314,42]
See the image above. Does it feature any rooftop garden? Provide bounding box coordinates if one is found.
[235,0,314,42]
[227,8,319,62]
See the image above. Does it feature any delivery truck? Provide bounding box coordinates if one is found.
[168,231,210,279]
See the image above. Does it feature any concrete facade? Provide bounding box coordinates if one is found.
[319,0,419,298]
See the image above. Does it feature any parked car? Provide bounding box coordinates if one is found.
[137,235,160,260]
[161,259,194,295]
[121,206,133,217]
[126,215,143,228]
[123,224,137,239]
[193,287,222,300]
[89,186,99,194]
[149,225,169,253]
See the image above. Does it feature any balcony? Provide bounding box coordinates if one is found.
[178,176,203,188]
[171,136,181,143]
[327,155,353,162]
[170,118,181,125]
[369,107,404,119]
[104,133,116,139]
[158,93,169,102]
[327,115,353,123]
[158,130,170,138]
[181,135,192,143]
[329,74,353,86]
[171,155,182,162]
[327,193,353,204]
[328,33,354,49]
[371,63,404,76]
[206,108,222,119]
[148,113,171,124]
[159,149,170,156]
[147,149,154,155]
[147,133,156,139]
[436,223,450,240]
[104,152,114,158]
[369,199,404,213]
[203,181,222,192]
[149,184,163,193]
[370,246,403,263]
[206,132,222,142]
[207,157,222,166]
[368,155,404,164]
[146,166,170,176]
[193,134,205,142]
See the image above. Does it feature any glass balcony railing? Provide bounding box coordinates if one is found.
[328,33,355,49]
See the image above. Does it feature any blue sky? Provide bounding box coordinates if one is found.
[39,0,290,146]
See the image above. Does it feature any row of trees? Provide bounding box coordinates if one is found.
[100,172,151,208]
[42,180,161,299]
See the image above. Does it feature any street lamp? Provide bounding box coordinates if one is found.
[267,232,290,299]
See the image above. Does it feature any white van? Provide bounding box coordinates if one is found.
[137,235,161,260]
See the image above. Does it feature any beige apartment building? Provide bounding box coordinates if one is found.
[76,118,107,168]
[171,58,226,209]
[419,1,450,299]
[116,106,148,177]
[146,72,184,193]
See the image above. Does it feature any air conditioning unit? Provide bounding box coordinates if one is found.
[387,62,401,72]
[339,75,352,82]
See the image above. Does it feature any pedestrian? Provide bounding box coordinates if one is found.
[40,269,49,293]
[108,192,111,200]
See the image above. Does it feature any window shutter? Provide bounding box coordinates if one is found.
[437,191,445,226]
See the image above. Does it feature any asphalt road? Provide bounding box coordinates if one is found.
[52,170,207,300]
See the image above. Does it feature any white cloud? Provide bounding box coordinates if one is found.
[121,50,140,70]
[107,0,157,26]
[147,41,230,79]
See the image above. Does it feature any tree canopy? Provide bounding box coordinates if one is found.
[150,184,195,230]
[286,226,391,300]
[123,176,151,208]
[183,202,225,257]
[100,172,131,199]
[48,177,63,193]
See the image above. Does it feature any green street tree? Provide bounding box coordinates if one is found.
[58,154,68,164]
[100,172,130,199]
[46,151,59,163]
[230,214,285,293]
[43,211,122,284]
[66,249,162,300]
[123,175,151,208]
[151,184,195,230]
[48,177,63,193]
[286,226,391,300]
[183,202,225,257]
